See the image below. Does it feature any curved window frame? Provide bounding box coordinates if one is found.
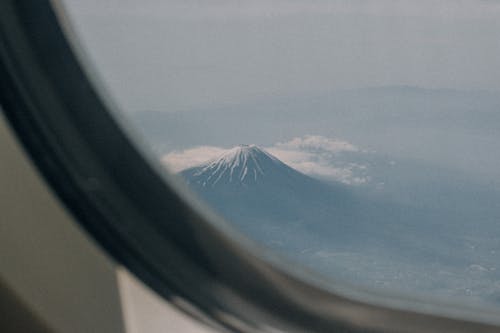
[1,1,500,332]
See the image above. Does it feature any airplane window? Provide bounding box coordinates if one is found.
[59,0,500,308]
[3,0,500,332]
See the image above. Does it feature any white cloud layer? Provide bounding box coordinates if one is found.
[162,146,227,172]
[267,136,369,185]
[162,135,370,185]
[273,135,359,154]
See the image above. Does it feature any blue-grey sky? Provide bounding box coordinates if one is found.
[60,0,500,112]
[57,0,500,184]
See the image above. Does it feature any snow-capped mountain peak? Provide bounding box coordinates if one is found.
[181,144,293,187]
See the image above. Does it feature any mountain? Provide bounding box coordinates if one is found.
[181,145,422,251]
[179,145,460,256]
[178,145,500,304]
[182,144,325,188]
[180,145,375,250]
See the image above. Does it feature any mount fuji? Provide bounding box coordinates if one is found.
[182,144,301,187]
[182,144,336,190]
[180,145,451,255]
[178,145,500,302]
[180,145,372,248]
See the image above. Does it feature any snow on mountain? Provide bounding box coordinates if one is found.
[190,144,272,185]
[180,144,362,246]
[180,144,467,255]
[181,144,316,188]
[178,144,500,300]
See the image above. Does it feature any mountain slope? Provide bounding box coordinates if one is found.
[181,145,362,247]
[178,145,500,284]
[182,144,337,193]
[179,145,461,254]
[182,144,300,187]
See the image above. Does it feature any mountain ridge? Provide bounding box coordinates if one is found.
[178,144,479,273]
[180,145,362,246]
[181,144,323,189]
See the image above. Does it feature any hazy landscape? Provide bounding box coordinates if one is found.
[170,139,500,307]
[62,0,500,309]
[118,86,500,307]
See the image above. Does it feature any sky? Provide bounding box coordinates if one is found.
[57,0,500,184]
[60,0,500,113]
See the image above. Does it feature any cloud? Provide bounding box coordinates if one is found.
[273,135,359,154]
[268,136,369,185]
[162,146,227,172]
[162,135,370,185]
[269,150,369,185]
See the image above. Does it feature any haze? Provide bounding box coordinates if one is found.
[61,0,500,112]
